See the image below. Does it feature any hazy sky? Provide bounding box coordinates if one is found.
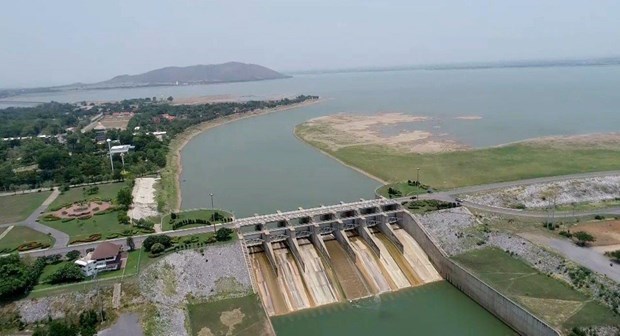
[2,0,619,87]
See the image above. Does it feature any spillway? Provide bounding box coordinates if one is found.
[297,242,340,305]
[349,236,392,294]
[393,228,442,283]
[324,239,371,300]
[250,252,290,315]
[273,247,313,310]
[371,232,414,289]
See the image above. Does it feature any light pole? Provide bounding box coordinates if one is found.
[210,193,214,209]
[106,139,114,173]
[416,168,420,184]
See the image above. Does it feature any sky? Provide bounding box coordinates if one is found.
[1,0,620,87]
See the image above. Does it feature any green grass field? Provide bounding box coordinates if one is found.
[0,226,54,253]
[187,294,270,336]
[0,191,51,224]
[376,182,428,198]
[453,248,618,331]
[49,182,128,209]
[40,211,130,242]
[163,209,233,231]
[299,133,620,189]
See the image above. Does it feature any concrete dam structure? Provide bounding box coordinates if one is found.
[238,199,442,315]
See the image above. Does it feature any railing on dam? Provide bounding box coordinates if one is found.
[400,213,561,336]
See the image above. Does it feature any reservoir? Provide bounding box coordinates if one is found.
[6,66,620,335]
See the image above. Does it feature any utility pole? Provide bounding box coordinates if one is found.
[106,139,114,173]
[416,168,420,184]
[210,193,214,209]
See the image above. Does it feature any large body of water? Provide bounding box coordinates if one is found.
[5,66,620,335]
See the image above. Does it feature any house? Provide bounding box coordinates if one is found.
[74,242,122,277]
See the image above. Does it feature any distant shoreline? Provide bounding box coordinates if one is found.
[162,98,323,212]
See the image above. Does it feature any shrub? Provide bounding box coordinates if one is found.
[171,212,177,220]
[573,231,596,247]
[215,228,234,241]
[559,230,573,238]
[143,235,172,252]
[46,263,84,284]
[594,215,605,220]
[78,215,92,220]
[118,212,130,225]
[65,250,81,260]
[42,214,61,222]
[151,243,165,254]
[17,242,48,251]
[69,234,102,244]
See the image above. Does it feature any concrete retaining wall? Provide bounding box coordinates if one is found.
[400,213,560,336]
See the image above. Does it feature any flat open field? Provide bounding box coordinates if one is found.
[49,182,127,209]
[296,119,620,189]
[0,191,51,224]
[0,226,54,253]
[570,220,620,246]
[321,143,620,189]
[453,248,618,331]
[100,114,133,130]
[187,294,272,336]
[41,211,130,242]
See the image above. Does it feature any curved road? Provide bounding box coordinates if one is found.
[0,188,70,247]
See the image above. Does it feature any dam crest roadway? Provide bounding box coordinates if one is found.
[237,198,442,315]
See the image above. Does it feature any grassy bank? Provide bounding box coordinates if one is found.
[0,191,51,224]
[162,209,233,231]
[453,248,618,331]
[298,130,620,189]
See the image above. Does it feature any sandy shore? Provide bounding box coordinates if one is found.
[165,98,323,211]
[298,113,468,153]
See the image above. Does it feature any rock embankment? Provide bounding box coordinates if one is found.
[463,176,620,209]
[139,241,252,336]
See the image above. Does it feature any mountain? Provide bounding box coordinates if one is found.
[99,62,289,86]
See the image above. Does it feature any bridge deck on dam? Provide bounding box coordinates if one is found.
[238,199,442,315]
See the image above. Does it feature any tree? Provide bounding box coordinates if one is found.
[116,187,133,209]
[151,243,165,254]
[167,96,174,102]
[215,228,234,241]
[65,250,81,261]
[126,236,135,251]
[117,212,130,225]
[605,249,620,261]
[142,235,172,252]
[0,254,31,300]
[46,263,85,284]
[573,231,596,247]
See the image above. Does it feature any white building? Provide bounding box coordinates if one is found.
[74,242,122,277]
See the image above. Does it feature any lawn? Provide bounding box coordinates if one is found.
[40,210,132,242]
[163,209,233,231]
[187,294,270,336]
[49,182,128,210]
[0,191,51,224]
[376,182,428,198]
[0,226,55,253]
[321,143,620,190]
[453,248,618,331]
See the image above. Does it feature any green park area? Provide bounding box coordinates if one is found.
[452,248,619,332]
[187,294,270,336]
[39,182,155,243]
[376,181,429,198]
[0,191,51,224]
[48,182,126,209]
[0,226,55,254]
[163,209,233,231]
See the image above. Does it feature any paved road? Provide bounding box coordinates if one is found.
[21,221,233,258]
[98,313,143,336]
[0,188,70,247]
[521,233,620,283]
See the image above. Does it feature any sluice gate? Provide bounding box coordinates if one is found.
[239,199,441,315]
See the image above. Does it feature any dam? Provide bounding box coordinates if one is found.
[238,198,442,315]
